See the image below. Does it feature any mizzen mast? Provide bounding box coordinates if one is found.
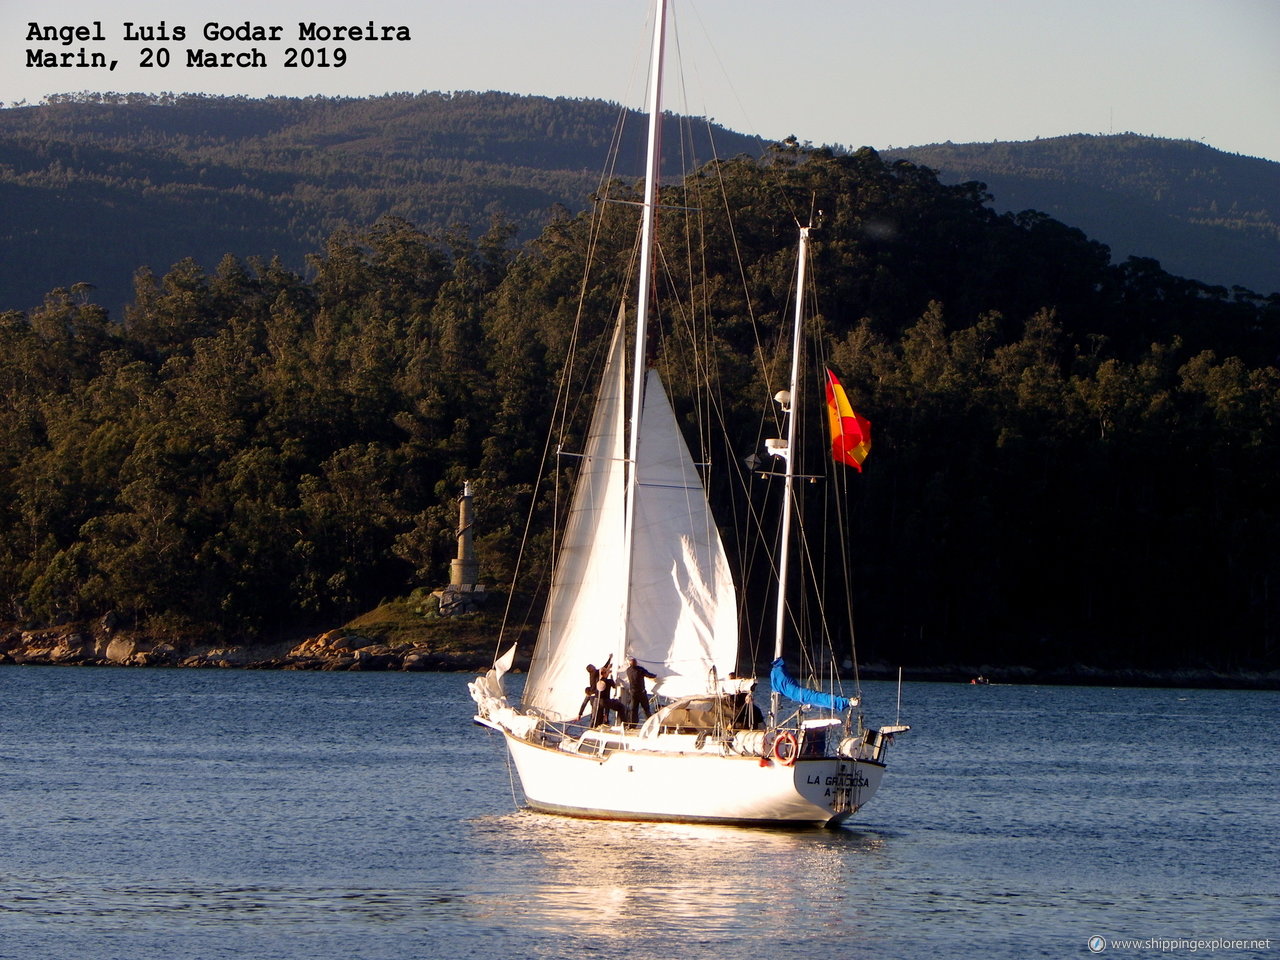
[770,225,812,715]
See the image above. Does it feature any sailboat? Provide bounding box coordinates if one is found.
[469,0,907,827]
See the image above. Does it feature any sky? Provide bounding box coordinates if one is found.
[3,0,1278,163]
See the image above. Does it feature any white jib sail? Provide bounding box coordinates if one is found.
[523,318,629,721]
[627,369,739,698]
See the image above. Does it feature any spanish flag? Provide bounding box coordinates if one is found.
[824,369,871,471]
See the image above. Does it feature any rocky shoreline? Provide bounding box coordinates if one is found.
[3,624,1277,689]
[0,623,489,672]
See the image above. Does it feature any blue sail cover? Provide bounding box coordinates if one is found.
[770,658,855,712]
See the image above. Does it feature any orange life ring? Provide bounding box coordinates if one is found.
[771,730,799,766]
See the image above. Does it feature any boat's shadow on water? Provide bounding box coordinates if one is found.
[474,803,898,841]
[472,806,892,842]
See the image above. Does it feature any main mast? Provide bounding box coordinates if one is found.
[622,0,668,646]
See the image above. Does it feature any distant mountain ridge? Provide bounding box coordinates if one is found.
[1,95,1276,319]
[0,91,763,317]
[885,134,1280,295]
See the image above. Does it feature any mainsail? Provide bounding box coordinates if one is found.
[627,370,739,698]
[525,329,739,717]
[523,319,628,721]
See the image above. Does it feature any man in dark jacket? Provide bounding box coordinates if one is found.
[624,656,657,725]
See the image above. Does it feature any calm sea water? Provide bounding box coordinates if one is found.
[0,667,1275,960]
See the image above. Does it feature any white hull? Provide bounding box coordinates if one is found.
[490,725,884,827]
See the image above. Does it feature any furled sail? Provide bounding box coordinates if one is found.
[770,658,858,712]
[523,318,628,721]
[627,369,739,698]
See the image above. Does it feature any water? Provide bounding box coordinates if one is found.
[0,668,1275,959]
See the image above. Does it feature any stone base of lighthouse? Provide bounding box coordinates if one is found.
[433,582,488,616]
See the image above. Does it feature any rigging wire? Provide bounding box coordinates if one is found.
[498,1,871,710]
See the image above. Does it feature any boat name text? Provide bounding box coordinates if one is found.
[808,772,871,790]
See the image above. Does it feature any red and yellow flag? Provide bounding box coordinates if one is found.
[824,369,871,471]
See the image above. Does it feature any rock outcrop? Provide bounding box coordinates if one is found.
[3,624,1275,688]
[0,623,497,672]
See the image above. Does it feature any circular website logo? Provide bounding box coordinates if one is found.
[1088,935,1107,953]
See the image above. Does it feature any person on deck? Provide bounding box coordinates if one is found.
[578,663,600,718]
[624,656,657,724]
[728,674,763,729]
[591,662,624,727]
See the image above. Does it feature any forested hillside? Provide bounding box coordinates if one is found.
[888,134,1280,295]
[0,91,761,317]
[2,146,1276,672]
[3,96,1278,325]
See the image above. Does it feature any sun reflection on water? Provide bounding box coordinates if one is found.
[466,810,891,950]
